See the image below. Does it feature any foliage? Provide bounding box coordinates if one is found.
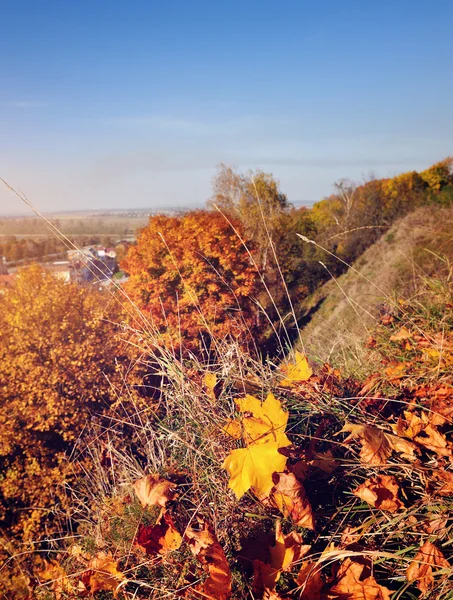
[122,210,263,354]
[0,265,140,541]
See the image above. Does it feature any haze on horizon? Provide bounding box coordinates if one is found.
[1,0,452,217]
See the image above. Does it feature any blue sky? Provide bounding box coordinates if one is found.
[0,0,452,215]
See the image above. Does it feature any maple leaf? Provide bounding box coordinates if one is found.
[296,562,324,600]
[223,442,288,499]
[234,393,290,446]
[353,475,404,513]
[393,411,452,457]
[270,471,315,530]
[406,541,450,593]
[132,473,177,508]
[327,558,392,600]
[204,371,218,403]
[432,469,453,496]
[389,326,412,342]
[338,423,417,465]
[253,522,310,593]
[81,552,125,598]
[309,450,337,474]
[279,351,313,386]
[135,512,182,555]
[38,560,76,600]
[186,521,232,600]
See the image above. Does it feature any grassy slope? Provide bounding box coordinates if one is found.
[298,205,453,373]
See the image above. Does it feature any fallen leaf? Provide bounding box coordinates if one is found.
[235,393,290,446]
[394,411,452,457]
[432,469,453,496]
[270,472,315,529]
[385,362,407,380]
[186,521,232,600]
[81,552,125,597]
[390,326,412,342]
[38,561,75,600]
[338,423,418,465]
[296,562,324,600]
[406,541,450,593]
[328,558,392,599]
[263,590,288,599]
[204,372,218,403]
[132,474,177,509]
[280,351,313,386]
[253,522,310,594]
[426,515,449,534]
[353,475,404,513]
[309,450,337,475]
[269,521,310,573]
[135,512,182,555]
[223,442,288,499]
[223,419,242,439]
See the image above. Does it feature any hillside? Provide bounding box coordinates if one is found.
[298,205,453,372]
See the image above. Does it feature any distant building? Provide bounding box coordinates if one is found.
[46,261,71,282]
[0,256,8,275]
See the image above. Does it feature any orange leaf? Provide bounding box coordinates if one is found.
[432,469,453,496]
[186,521,232,600]
[270,472,315,530]
[328,558,392,599]
[132,474,177,508]
[394,411,452,457]
[135,512,182,555]
[406,541,450,593]
[253,521,310,594]
[353,475,404,513]
[81,552,125,598]
[389,326,412,342]
[296,562,324,600]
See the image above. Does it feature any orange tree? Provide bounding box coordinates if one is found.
[122,210,262,354]
[0,265,139,541]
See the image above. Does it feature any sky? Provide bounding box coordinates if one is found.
[0,0,452,216]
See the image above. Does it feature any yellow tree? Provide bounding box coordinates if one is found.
[0,265,137,540]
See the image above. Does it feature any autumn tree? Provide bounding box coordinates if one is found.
[0,265,139,540]
[122,211,262,354]
[209,165,290,269]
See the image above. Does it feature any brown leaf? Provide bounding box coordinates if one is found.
[432,469,453,496]
[296,562,324,600]
[309,450,337,475]
[135,512,182,555]
[132,473,177,508]
[406,541,450,593]
[270,472,315,530]
[81,552,125,597]
[426,516,449,534]
[185,521,232,600]
[339,423,417,465]
[394,411,452,457]
[328,558,392,599]
[353,475,404,513]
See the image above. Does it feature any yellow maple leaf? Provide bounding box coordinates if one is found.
[223,442,287,499]
[204,372,217,403]
[235,393,290,446]
[280,351,313,386]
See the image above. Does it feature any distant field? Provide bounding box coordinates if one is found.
[0,215,151,236]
